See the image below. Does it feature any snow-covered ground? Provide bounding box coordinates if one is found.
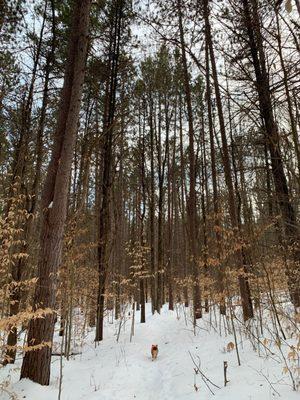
[0,303,299,399]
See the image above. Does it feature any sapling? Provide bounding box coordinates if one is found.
[130,301,135,343]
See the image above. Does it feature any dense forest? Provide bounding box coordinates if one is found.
[0,0,299,398]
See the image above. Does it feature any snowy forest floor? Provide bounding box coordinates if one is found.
[0,303,299,400]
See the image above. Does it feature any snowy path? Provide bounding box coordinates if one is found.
[1,304,298,400]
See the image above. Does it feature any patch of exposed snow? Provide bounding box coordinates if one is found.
[0,304,299,399]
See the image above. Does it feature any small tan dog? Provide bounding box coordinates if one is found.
[151,344,158,361]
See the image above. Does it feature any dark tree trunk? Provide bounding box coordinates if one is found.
[20,0,91,385]
[203,0,254,321]
[139,101,147,323]
[242,0,300,308]
[148,99,157,313]
[177,0,202,321]
[95,0,124,342]
[205,40,226,315]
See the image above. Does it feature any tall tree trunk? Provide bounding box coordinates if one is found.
[178,91,189,308]
[167,111,176,311]
[242,0,300,308]
[203,0,254,320]
[139,101,147,323]
[148,98,157,313]
[95,0,123,342]
[205,39,226,315]
[177,0,202,321]
[20,0,91,384]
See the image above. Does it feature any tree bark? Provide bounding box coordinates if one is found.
[95,0,124,342]
[242,0,300,308]
[20,0,91,384]
[177,0,202,321]
[203,0,254,320]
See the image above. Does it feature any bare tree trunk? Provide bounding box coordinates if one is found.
[167,112,176,311]
[242,0,300,308]
[95,0,124,342]
[177,0,202,321]
[178,91,189,308]
[139,102,147,323]
[203,0,253,321]
[148,98,157,313]
[20,0,91,384]
[205,40,226,315]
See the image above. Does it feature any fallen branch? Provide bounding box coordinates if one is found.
[51,352,81,357]
[188,351,221,395]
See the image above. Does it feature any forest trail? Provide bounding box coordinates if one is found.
[1,304,298,400]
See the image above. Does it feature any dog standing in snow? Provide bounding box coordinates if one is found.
[151,344,158,360]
